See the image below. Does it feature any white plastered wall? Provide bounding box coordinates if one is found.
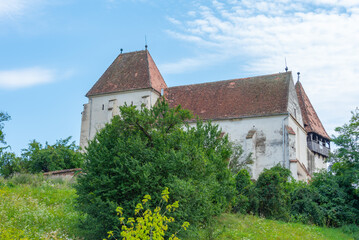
[209,115,289,179]
[80,88,161,150]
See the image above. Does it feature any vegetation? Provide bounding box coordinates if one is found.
[0,111,10,152]
[0,173,82,239]
[195,213,356,240]
[1,173,354,240]
[75,99,235,239]
[1,105,359,239]
[106,188,190,240]
[0,137,84,178]
[21,137,84,173]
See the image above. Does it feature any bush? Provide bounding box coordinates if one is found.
[290,182,323,225]
[0,152,24,178]
[105,188,189,240]
[254,165,291,220]
[233,169,252,214]
[75,99,235,239]
[21,137,84,173]
[310,170,359,227]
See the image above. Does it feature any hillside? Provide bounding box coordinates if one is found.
[0,174,356,240]
[196,213,356,240]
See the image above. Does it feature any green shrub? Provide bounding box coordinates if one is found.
[310,170,359,227]
[290,182,323,225]
[233,169,252,214]
[255,165,291,220]
[75,99,235,239]
[21,137,84,173]
[105,188,189,240]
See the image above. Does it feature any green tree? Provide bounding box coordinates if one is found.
[75,99,235,240]
[0,112,10,153]
[0,152,23,178]
[330,108,359,184]
[21,137,84,173]
[254,165,292,220]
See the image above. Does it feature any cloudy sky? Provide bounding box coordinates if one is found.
[0,0,358,154]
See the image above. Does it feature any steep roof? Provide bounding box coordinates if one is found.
[86,50,167,97]
[295,81,330,139]
[165,72,291,120]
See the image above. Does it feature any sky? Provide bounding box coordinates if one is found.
[0,0,358,155]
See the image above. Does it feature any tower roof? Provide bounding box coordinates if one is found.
[165,72,291,120]
[86,50,167,97]
[295,81,330,139]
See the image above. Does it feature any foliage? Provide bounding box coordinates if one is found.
[21,137,84,173]
[290,181,323,226]
[0,173,82,239]
[105,188,189,240]
[0,151,24,178]
[233,165,292,220]
[329,108,359,191]
[309,170,359,227]
[233,169,252,214]
[75,99,235,239]
[254,164,292,220]
[0,112,10,152]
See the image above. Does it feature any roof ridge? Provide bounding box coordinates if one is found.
[167,71,291,90]
[145,50,152,89]
[284,72,292,113]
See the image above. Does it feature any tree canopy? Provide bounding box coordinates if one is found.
[75,99,235,239]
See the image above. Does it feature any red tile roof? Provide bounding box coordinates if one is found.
[165,72,291,120]
[295,81,330,139]
[86,50,167,97]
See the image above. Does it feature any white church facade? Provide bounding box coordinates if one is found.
[80,50,330,181]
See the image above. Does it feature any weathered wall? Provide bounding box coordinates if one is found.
[209,115,288,179]
[80,89,161,149]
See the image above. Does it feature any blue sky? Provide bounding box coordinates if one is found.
[0,0,358,155]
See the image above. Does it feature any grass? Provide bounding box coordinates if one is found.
[194,213,357,240]
[0,173,358,239]
[0,174,83,239]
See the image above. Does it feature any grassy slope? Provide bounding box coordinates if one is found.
[195,213,355,240]
[0,175,82,240]
[0,174,356,240]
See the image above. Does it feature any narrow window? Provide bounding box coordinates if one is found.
[102,104,104,110]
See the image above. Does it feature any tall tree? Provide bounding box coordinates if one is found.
[75,99,235,239]
[330,108,359,183]
[0,112,10,153]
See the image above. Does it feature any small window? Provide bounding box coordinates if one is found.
[294,108,297,118]
[102,104,104,110]
[108,99,116,110]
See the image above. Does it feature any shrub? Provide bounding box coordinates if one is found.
[21,137,84,173]
[105,188,189,240]
[75,99,235,239]
[290,182,323,225]
[233,169,252,214]
[310,170,359,227]
[0,152,24,178]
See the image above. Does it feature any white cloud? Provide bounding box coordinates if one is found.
[165,0,359,135]
[0,0,44,20]
[0,67,55,89]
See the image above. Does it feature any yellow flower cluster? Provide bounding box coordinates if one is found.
[104,188,189,240]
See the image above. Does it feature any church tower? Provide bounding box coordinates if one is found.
[295,80,330,174]
[80,50,167,150]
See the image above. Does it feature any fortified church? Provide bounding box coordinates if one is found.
[80,50,331,181]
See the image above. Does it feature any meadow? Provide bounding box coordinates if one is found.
[1,173,356,240]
